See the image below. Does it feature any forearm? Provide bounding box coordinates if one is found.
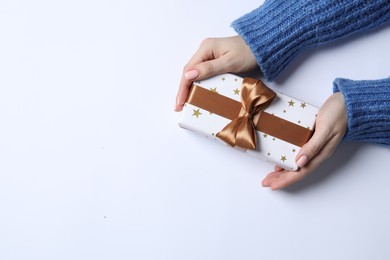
[232,0,390,81]
[333,77,390,147]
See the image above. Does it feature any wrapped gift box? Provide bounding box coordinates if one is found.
[178,73,319,171]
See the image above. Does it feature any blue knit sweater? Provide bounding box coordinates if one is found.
[232,0,390,147]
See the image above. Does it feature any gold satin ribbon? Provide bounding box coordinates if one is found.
[216,78,276,150]
[186,77,314,149]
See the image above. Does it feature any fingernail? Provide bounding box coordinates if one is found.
[296,155,309,168]
[175,96,181,111]
[185,70,199,80]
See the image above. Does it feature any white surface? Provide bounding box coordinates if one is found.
[0,1,389,259]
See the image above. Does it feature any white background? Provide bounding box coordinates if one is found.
[0,1,390,259]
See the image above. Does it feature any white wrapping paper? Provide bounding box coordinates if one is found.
[179,73,319,171]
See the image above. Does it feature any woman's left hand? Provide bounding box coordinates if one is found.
[262,92,348,190]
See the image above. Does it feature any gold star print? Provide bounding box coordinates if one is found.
[192,109,202,118]
[288,100,295,106]
[281,156,287,162]
[300,102,306,109]
[233,88,240,95]
[210,87,218,93]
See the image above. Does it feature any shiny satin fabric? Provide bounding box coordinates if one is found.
[216,78,276,150]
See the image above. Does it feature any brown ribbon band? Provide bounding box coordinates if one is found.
[186,79,314,148]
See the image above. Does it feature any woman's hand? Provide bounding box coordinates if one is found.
[175,35,258,112]
[262,92,348,190]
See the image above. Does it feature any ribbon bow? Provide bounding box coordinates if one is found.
[216,78,276,150]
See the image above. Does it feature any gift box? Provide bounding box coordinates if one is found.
[178,73,319,171]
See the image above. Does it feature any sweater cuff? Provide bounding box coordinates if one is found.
[232,1,306,81]
[333,78,390,147]
[232,1,390,81]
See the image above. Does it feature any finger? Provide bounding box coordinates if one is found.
[274,165,284,172]
[175,53,236,111]
[270,143,334,190]
[270,135,341,190]
[302,133,341,170]
[175,40,217,111]
[262,171,284,187]
[269,170,307,190]
[175,74,194,111]
[296,127,330,168]
[190,54,234,81]
[187,38,217,67]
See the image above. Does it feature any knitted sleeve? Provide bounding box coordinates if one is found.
[232,0,390,81]
[333,78,390,147]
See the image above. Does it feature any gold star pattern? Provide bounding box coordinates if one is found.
[192,109,202,118]
[210,87,218,93]
[300,102,306,109]
[233,88,240,95]
[281,156,287,162]
[288,100,295,106]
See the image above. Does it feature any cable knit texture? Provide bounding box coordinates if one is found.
[333,78,390,147]
[232,0,390,81]
[232,0,390,146]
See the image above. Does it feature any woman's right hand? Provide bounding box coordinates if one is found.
[174,35,258,112]
[262,92,348,190]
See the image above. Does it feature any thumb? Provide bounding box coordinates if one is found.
[187,55,232,81]
[296,128,330,168]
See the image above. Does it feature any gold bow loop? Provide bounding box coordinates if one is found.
[216,78,276,150]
